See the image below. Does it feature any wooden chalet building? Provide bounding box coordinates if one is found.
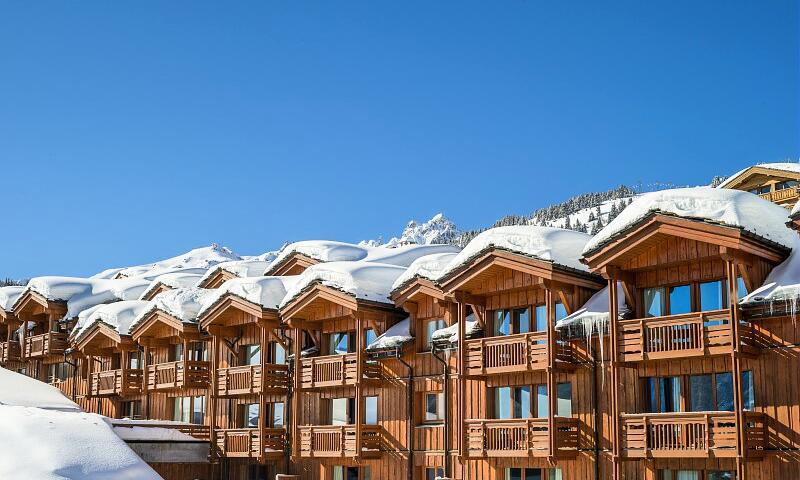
[718,163,800,208]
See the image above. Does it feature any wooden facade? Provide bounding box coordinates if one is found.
[720,165,800,208]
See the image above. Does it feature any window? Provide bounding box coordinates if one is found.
[331,397,355,425]
[493,309,511,336]
[493,308,532,336]
[47,362,70,383]
[699,280,725,311]
[423,319,446,351]
[170,343,184,361]
[689,374,714,412]
[365,396,378,425]
[268,342,286,364]
[172,396,205,424]
[555,303,567,321]
[425,392,445,422]
[365,329,377,348]
[668,285,692,315]
[494,385,545,419]
[504,468,562,480]
[425,467,444,480]
[192,395,205,424]
[127,351,142,369]
[645,377,682,413]
[534,305,547,331]
[708,472,736,480]
[270,402,285,427]
[121,400,141,419]
[513,308,530,333]
[329,332,353,355]
[536,384,548,418]
[242,403,260,428]
[742,370,754,410]
[243,344,261,365]
[556,383,572,417]
[644,287,666,317]
[736,276,748,300]
[659,470,734,480]
[332,466,361,480]
[187,342,207,361]
[775,180,799,191]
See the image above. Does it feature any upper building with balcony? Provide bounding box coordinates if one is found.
[717,162,800,208]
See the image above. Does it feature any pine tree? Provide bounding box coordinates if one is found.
[564,216,571,230]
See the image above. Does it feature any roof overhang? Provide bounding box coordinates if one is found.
[264,253,319,276]
[12,290,67,320]
[439,247,604,296]
[75,323,136,354]
[198,294,279,330]
[141,283,173,301]
[391,277,446,307]
[197,269,237,289]
[280,283,399,328]
[582,213,790,272]
[130,310,200,342]
[721,166,800,189]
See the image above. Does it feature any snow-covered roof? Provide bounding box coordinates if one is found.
[197,258,274,286]
[23,276,152,319]
[0,286,25,313]
[391,252,460,292]
[268,241,369,272]
[197,275,300,319]
[0,405,161,479]
[108,419,199,442]
[92,244,240,279]
[138,271,206,300]
[0,367,79,411]
[280,261,407,308]
[366,317,412,351]
[71,300,151,343]
[740,238,800,306]
[583,187,796,255]
[555,283,630,331]
[430,314,480,345]
[364,244,461,267]
[130,287,216,330]
[438,226,591,279]
[717,162,800,188]
[791,200,800,218]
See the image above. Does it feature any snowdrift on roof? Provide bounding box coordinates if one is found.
[138,271,206,300]
[583,187,796,254]
[92,244,240,279]
[741,238,800,305]
[280,261,407,308]
[366,317,412,351]
[717,162,800,189]
[25,276,152,319]
[430,314,480,345]
[364,244,460,267]
[391,252,460,291]
[197,257,275,286]
[555,283,629,331]
[71,300,151,342]
[198,275,300,319]
[0,286,24,312]
[0,367,79,411]
[132,287,216,328]
[438,226,591,278]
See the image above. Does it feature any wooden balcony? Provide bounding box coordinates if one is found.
[146,360,210,390]
[24,332,68,358]
[759,186,800,205]
[298,425,382,458]
[213,428,286,459]
[465,417,579,458]
[618,310,758,363]
[464,332,574,376]
[217,364,289,397]
[621,411,766,459]
[89,369,143,396]
[0,341,21,364]
[299,354,381,389]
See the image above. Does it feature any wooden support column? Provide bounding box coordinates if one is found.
[725,258,747,480]
[355,314,364,459]
[291,327,302,458]
[19,317,26,360]
[605,274,622,480]
[457,300,466,462]
[142,344,150,417]
[258,321,268,463]
[545,286,557,461]
[209,334,219,461]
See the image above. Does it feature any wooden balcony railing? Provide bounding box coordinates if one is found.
[298,425,382,458]
[0,341,21,364]
[24,332,68,358]
[89,369,143,396]
[111,420,210,440]
[759,186,800,204]
[617,310,758,362]
[465,417,579,458]
[146,360,210,390]
[299,354,381,389]
[621,411,766,459]
[213,428,286,459]
[464,332,574,376]
[217,364,289,396]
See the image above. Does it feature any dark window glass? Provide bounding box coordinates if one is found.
[513,308,530,334]
[689,375,713,412]
[494,310,511,336]
[644,288,666,317]
[243,403,259,428]
[716,372,734,411]
[557,383,572,417]
[513,386,531,418]
[707,470,735,480]
[244,344,261,365]
[668,285,692,315]
[330,332,351,355]
[425,392,444,421]
[660,377,682,413]
[424,319,446,350]
[742,371,755,410]
[536,385,548,418]
[271,402,284,427]
[192,395,205,425]
[646,378,659,413]
[426,468,445,480]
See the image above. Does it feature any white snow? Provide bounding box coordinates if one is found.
[717,162,800,189]
[741,238,800,305]
[197,257,275,286]
[531,196,637,233]
[430,314,479,345]
[131,287,216,329]
[439,226,591,278]
[583,187,796,254]
[0,286,25,312]
[366,317,412,350]
[391,252,460,291]
[269,241,370,270]
[363,213,462,247]
[0,367,79,411]
[24,276,152,320]
[555,283,629,331]
[71,300,151,343]
[138,271,206,300]
[792,200,800,217]
[280,261,407,308]
[108,419,198,442]
[364,244,460,267]
[197,275,300,318]
[91,244,240,279]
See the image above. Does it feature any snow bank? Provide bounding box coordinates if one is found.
[584,187,796,254]
[71,300,151,342]
[717,162,800,189]
[0,286,25,312]
[430,314,480,345]
[24,276,151,319]
[92,244,240,279]
[0,367,79,411]
[280,262,407,308]
[198,275,300,318]
[741,238,800,305]
[364,244,460,267]
[138,271,206,300]
[439,226,591,278]
[391,252,460,291]
[366,317,412,351]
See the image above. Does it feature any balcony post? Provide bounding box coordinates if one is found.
[258,321,268,463]
[19,316,26,360]
[182,336,189,388]
[724,256,746,480]
[291,327,302,458]
[457,299,466,467]
[209,333,219,461]
[544,285,556,459]
[355,314,363,459]
[603,271,622,480]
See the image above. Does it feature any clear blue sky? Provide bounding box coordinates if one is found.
[1,1,798,279]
